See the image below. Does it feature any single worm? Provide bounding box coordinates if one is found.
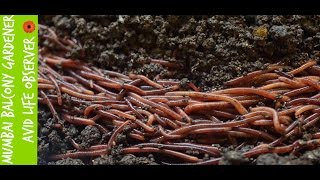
[128,92,183,121]
[97,110,124,121]
[121,147,200,163]
[61,86,110,101]
[295,105,320,117]
[62,114,96,126]
[134,143,219,157]
[165,91,248,115]
[212,88,290,102]
[129,74,164,89]
[251,107,285,134]
[287,98,320,106]
[150,58,182,68]
[49,149,107,161]
[289,60,317,75]
[40,90,61,122]
[107,120,131,154]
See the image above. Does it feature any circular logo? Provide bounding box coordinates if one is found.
[23,20,35,33]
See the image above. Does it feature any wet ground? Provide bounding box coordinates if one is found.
[39,15,320,165]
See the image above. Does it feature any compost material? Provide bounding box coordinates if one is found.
[39,15,320,165]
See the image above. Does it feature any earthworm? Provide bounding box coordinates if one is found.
[174,107,192,124]
[128,92,183,121]
[166,98,190,107]
[312,132,320,139]
[161,117,180,129]
[153,114,168,127]
[284,86,315,97]
[279,116,292,125]
[188,82,200,92]
[107,120,131,154]
[307,66,320,76]
[40,90,61,122]
[97,110,124,121]
[278,106,303,116]
[94,123,109,134]
[224,67,276,87]
[124,97,145,120]
[145,85,180,95]
[62,114,96,126]
[302,113,320,129]
[109,104,131,111]
[130,119,155,133]
[149,97,169,103]
[171,143,220,155]
[144,95,186,100]
[204,115,222,123]
[189,127,232,135]
[289,60,317,75]
[38,77,53,84]
[121,147,200,163]
[84,104,105,116]
[251,107,285,134]
[39,29,320,165]
[259,82,293,90]
[90,114,103,122]
[44,57,84,69]
[140,86,155,90]
[210,110,237,119]
[77,70,114,82]
[129,133,146,141]
[77,86,95,95]
[129,74,164,89]
[278,76,305,88]
[250,73,280,86]
[104,70,130,80]
[250,119,273,126]
[234,127,276,141]
[157,80,180,86]
[243,144,294,157]
[166,92,248,115]
[41,35,72,51]
[274,70,294,79]
[68,70,116,98]
[295,105,320,117]
[57,79,86,94]
[298,77,320,90]
[149,58,182,68]
[38,83,55,90]
[49,149,107,161]
[157,126,183,139]
[212,88,290,102]
[62,76,78,83]
[156,116,262,139]
[61,86,110,101]
[96,81,122,90]
[116,79,142,100]
[134,143,219,157]
[286,98,320,106]
[107,109,136,120]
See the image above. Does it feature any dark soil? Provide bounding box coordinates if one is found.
[38,15,320,165]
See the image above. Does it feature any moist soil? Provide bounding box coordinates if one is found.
[38,15,320,165]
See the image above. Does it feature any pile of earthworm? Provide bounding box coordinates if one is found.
[39,25,320,165]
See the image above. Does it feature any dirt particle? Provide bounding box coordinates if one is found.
[119,154,157,165]
[49,158,84,165]
[92,155,115,165]
[254,26,268,39]
[219,151,249,165]
[77,125,101,148]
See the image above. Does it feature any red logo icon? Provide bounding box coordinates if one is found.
[23,20,35,33]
